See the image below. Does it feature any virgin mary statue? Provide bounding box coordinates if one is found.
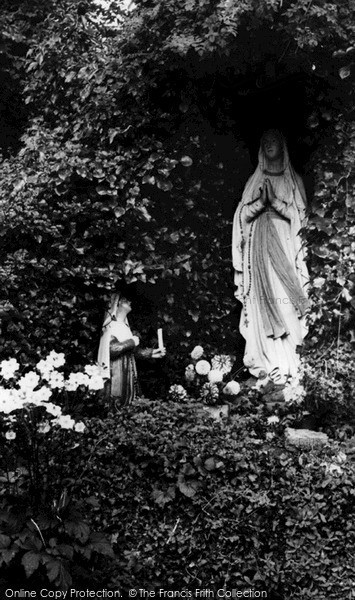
[232,130,309,384]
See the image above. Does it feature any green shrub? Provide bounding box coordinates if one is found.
[60,396,355,599]
[299,341,355,432]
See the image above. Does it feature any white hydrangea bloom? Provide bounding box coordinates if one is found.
[195,360,211,376]
[267,415,280,425]
[190,345,204,360]
[207,369,224,383]
[5,430,16,440]
[223,381,241,396]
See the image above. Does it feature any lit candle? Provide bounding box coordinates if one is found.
[157,328,164,350]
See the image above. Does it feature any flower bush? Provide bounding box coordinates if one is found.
[0,351,114,590]
[0,351,106,436]
[59,397,355,598]
[280,342,355,433]
[180,346,238,405]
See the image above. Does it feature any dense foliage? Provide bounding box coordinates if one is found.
[0,0,354,371]
[1,3,354,595]
[3,396,353,597]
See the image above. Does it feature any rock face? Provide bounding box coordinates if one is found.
[285,427,329,448]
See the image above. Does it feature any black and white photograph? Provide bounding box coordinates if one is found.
[0,0,354,598]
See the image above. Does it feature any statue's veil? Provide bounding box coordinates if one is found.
[97,293,120,377]
[232,130,308,302]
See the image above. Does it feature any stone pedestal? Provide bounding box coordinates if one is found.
[285,427,329,449]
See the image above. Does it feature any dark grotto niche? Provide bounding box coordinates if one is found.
[0,60,28,156]
[186,63,334,375]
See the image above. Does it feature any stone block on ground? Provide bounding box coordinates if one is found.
[285,427,329,449]
[202,404,229,421]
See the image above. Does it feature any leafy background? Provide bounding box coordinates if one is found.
[0,0,354,381]
[0,1,355,595]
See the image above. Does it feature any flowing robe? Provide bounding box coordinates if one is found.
[232,147,309,382]
[97,299,153,408]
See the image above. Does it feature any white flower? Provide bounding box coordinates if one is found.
[54,414,75,430]
[195,360,211,376]
[84,364,102,377]
[211,354,233,375]
[5,430,16,440]
[74,421,86,433]
[18,371,40,392]
[88,375,105,390]
[45,402,62,417]
[208,369,224,384]
[22,389,42,406]
[47,351,65,369]
[36,358,55,379]
[65,373,80,392]
[0,358,20,380]
[32,386,52,403]
[64,372,89,391]
[223,381,241,396]
[0,388,23,414]
[190,345,204,360]
[267,415,280,425]
[48,371,65,390]
[74,373,90,386]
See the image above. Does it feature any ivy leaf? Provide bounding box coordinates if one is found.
[64,521,90,543]
[204,457,216,471]
[46,559,72,589]
[0,534,11,549]
[114,206,125,219]
[177,479,200,498]
[21,551,40,578]
[152,485,176,506]
[339,65,351,79]
[88,533,115,557]
[156,178,172,191]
